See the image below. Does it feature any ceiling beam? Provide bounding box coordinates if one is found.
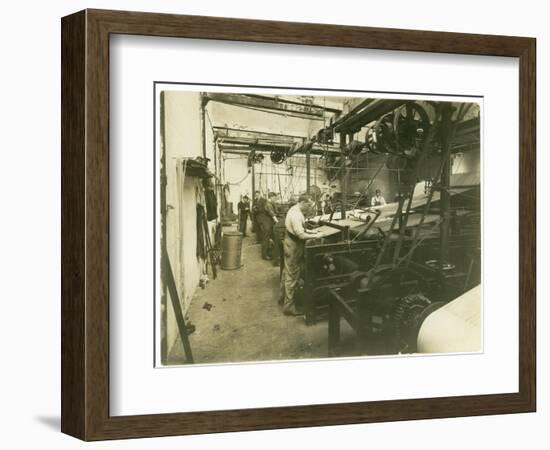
[204,93,329,118]
[247,94,342,114]
[334,99,407,133]
[218,141,341,155]
[212,126,307,141]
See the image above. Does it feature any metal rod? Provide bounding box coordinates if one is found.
[404,105,459,267]
[390,109,443,263]
[340,133,347,219]
[351,209,382,242]
[200,93,206,159]
[440,105,454,273]
[306,146,311,193]
[365,196,405,288]
[251,161,256,207]
[391,185,416,264]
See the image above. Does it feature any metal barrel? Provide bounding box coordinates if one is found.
[220,231,244,270]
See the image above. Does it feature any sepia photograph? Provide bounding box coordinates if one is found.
[56,6,536,442]
[156,85,482,366]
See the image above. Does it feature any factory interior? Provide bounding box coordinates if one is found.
[159,90,481,366]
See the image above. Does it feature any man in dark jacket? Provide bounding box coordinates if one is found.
[256,192,279,260]
[252,190,264,243]
[237,195,251,236]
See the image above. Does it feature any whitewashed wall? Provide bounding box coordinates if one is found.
[163,90,206,353]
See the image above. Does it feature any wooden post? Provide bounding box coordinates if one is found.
[162,250,194,364]
[159,91,168,364]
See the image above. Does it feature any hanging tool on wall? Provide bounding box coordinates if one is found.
[197,203,218,280]
[203,210,218,280]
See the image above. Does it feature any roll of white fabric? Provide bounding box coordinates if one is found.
[417,285,481,354]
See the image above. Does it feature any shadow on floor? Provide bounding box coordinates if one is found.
[34,415,60,431]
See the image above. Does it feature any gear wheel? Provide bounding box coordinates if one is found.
[392,293,433,353]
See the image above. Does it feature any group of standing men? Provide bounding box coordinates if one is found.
[237,188,386,317]
[254,191,280,260]
[237,191,318,316]
[237,191,279,260]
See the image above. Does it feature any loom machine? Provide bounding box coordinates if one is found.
[295,99,481,355]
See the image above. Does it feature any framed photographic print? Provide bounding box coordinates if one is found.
[61,9,536,441]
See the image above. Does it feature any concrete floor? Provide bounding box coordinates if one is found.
[168,228,359,365]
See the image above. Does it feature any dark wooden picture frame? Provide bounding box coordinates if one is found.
[61,9,536,441]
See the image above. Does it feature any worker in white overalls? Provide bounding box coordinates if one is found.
[371,189,387,207]
[281,194,318,316]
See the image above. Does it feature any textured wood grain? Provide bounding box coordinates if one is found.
[518,38,536,408]
[61,8,537,441]
[60,10,86,439]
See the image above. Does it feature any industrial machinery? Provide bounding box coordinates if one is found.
[299,208,480,355]
[293,99,481,356]
[210,94,481,356]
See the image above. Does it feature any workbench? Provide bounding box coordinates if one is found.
[308,187,471,242]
